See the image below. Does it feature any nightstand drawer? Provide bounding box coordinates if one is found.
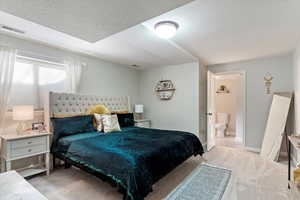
[10,136,46,149]
[10,145,46,158]
[136,122,145,127]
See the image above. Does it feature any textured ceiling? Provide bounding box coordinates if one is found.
[144,0,300,65]
[0,0,193,42]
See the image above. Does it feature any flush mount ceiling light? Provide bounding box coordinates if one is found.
[154,21,179,39]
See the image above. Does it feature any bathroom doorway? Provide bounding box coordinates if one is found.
[207,71,246,150]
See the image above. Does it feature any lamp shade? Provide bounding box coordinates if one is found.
[13,105,34,121]
[135,104,144,113]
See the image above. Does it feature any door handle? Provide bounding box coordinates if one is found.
[206,113,213,116]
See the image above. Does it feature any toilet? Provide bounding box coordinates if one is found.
[215,113,229,137]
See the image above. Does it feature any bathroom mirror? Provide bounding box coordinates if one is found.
[260,93,292,161]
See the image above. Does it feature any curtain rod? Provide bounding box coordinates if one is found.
[16,55,66,67]
[1,44,87,67]
[1,44,64,64]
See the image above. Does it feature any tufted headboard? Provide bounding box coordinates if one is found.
[44,92,131,132]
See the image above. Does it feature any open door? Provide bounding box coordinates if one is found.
[207,71,216,151]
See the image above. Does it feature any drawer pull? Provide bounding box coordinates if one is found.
[28,149,32,152]
[27,142,32,144]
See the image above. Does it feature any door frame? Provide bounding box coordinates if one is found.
[207,70,246,147]
[207,71,216,151]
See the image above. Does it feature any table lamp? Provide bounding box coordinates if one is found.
[135,104,144,120]
[13,105,34,134]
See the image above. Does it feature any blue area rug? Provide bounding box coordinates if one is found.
[165,164,231,200]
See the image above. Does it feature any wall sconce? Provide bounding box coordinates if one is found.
[264,73,274,94]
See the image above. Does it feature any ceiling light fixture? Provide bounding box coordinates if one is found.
[154,21,179,39]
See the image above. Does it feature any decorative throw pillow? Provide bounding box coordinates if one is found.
[117,113,135,127]
[86,104,110,115]
[94,113,106,132]
[51,115,96,142]
[102,114,121,133]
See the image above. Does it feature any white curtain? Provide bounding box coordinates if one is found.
[0,47,17,131]
[64,59,82,93]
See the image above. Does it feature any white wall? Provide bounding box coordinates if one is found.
[293,45,300,136]
[293,44,300,164]
[214,75,242,137]
[139,62,205,140]
[208,54,293,150]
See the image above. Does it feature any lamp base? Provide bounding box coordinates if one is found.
[134,113,144,120]
[16,122,25,135]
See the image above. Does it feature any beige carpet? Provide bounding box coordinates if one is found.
[29,147,296,200]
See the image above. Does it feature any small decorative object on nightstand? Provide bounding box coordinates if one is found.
[135,119,151,128]
[0,131,51,178]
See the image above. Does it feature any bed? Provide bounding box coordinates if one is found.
[45,92,204,200]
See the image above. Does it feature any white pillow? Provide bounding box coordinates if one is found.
[102,114,121,133]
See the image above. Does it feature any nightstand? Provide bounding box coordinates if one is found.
[135,119,151,128]
[289,181,300,199]
[0,131,50,177]
[288,136,300,188]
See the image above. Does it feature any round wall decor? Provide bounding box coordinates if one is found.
[155,80,176,100]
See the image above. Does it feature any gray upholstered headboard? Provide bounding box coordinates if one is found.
[44,92,131,132]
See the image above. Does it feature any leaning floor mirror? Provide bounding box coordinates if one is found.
[260,93,292,161]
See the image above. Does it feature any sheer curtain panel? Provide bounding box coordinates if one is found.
[0,47,17,131]
[65,59,82,93]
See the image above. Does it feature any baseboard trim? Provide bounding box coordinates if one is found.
[235,137,243,143]
[245,146,261,153]
[245,147,296,165]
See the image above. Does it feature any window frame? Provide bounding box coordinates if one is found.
[9,56,67,111]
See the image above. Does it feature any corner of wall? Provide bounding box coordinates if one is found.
[292,42,300,165]
[293,43,300,136]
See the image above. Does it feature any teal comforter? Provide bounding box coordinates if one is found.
[52,127,204,200]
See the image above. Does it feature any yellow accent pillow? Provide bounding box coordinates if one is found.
[86,104,110,115]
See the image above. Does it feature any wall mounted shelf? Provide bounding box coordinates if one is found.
[155,80,176,100]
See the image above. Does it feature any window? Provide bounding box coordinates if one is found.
[9,57,67,109]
